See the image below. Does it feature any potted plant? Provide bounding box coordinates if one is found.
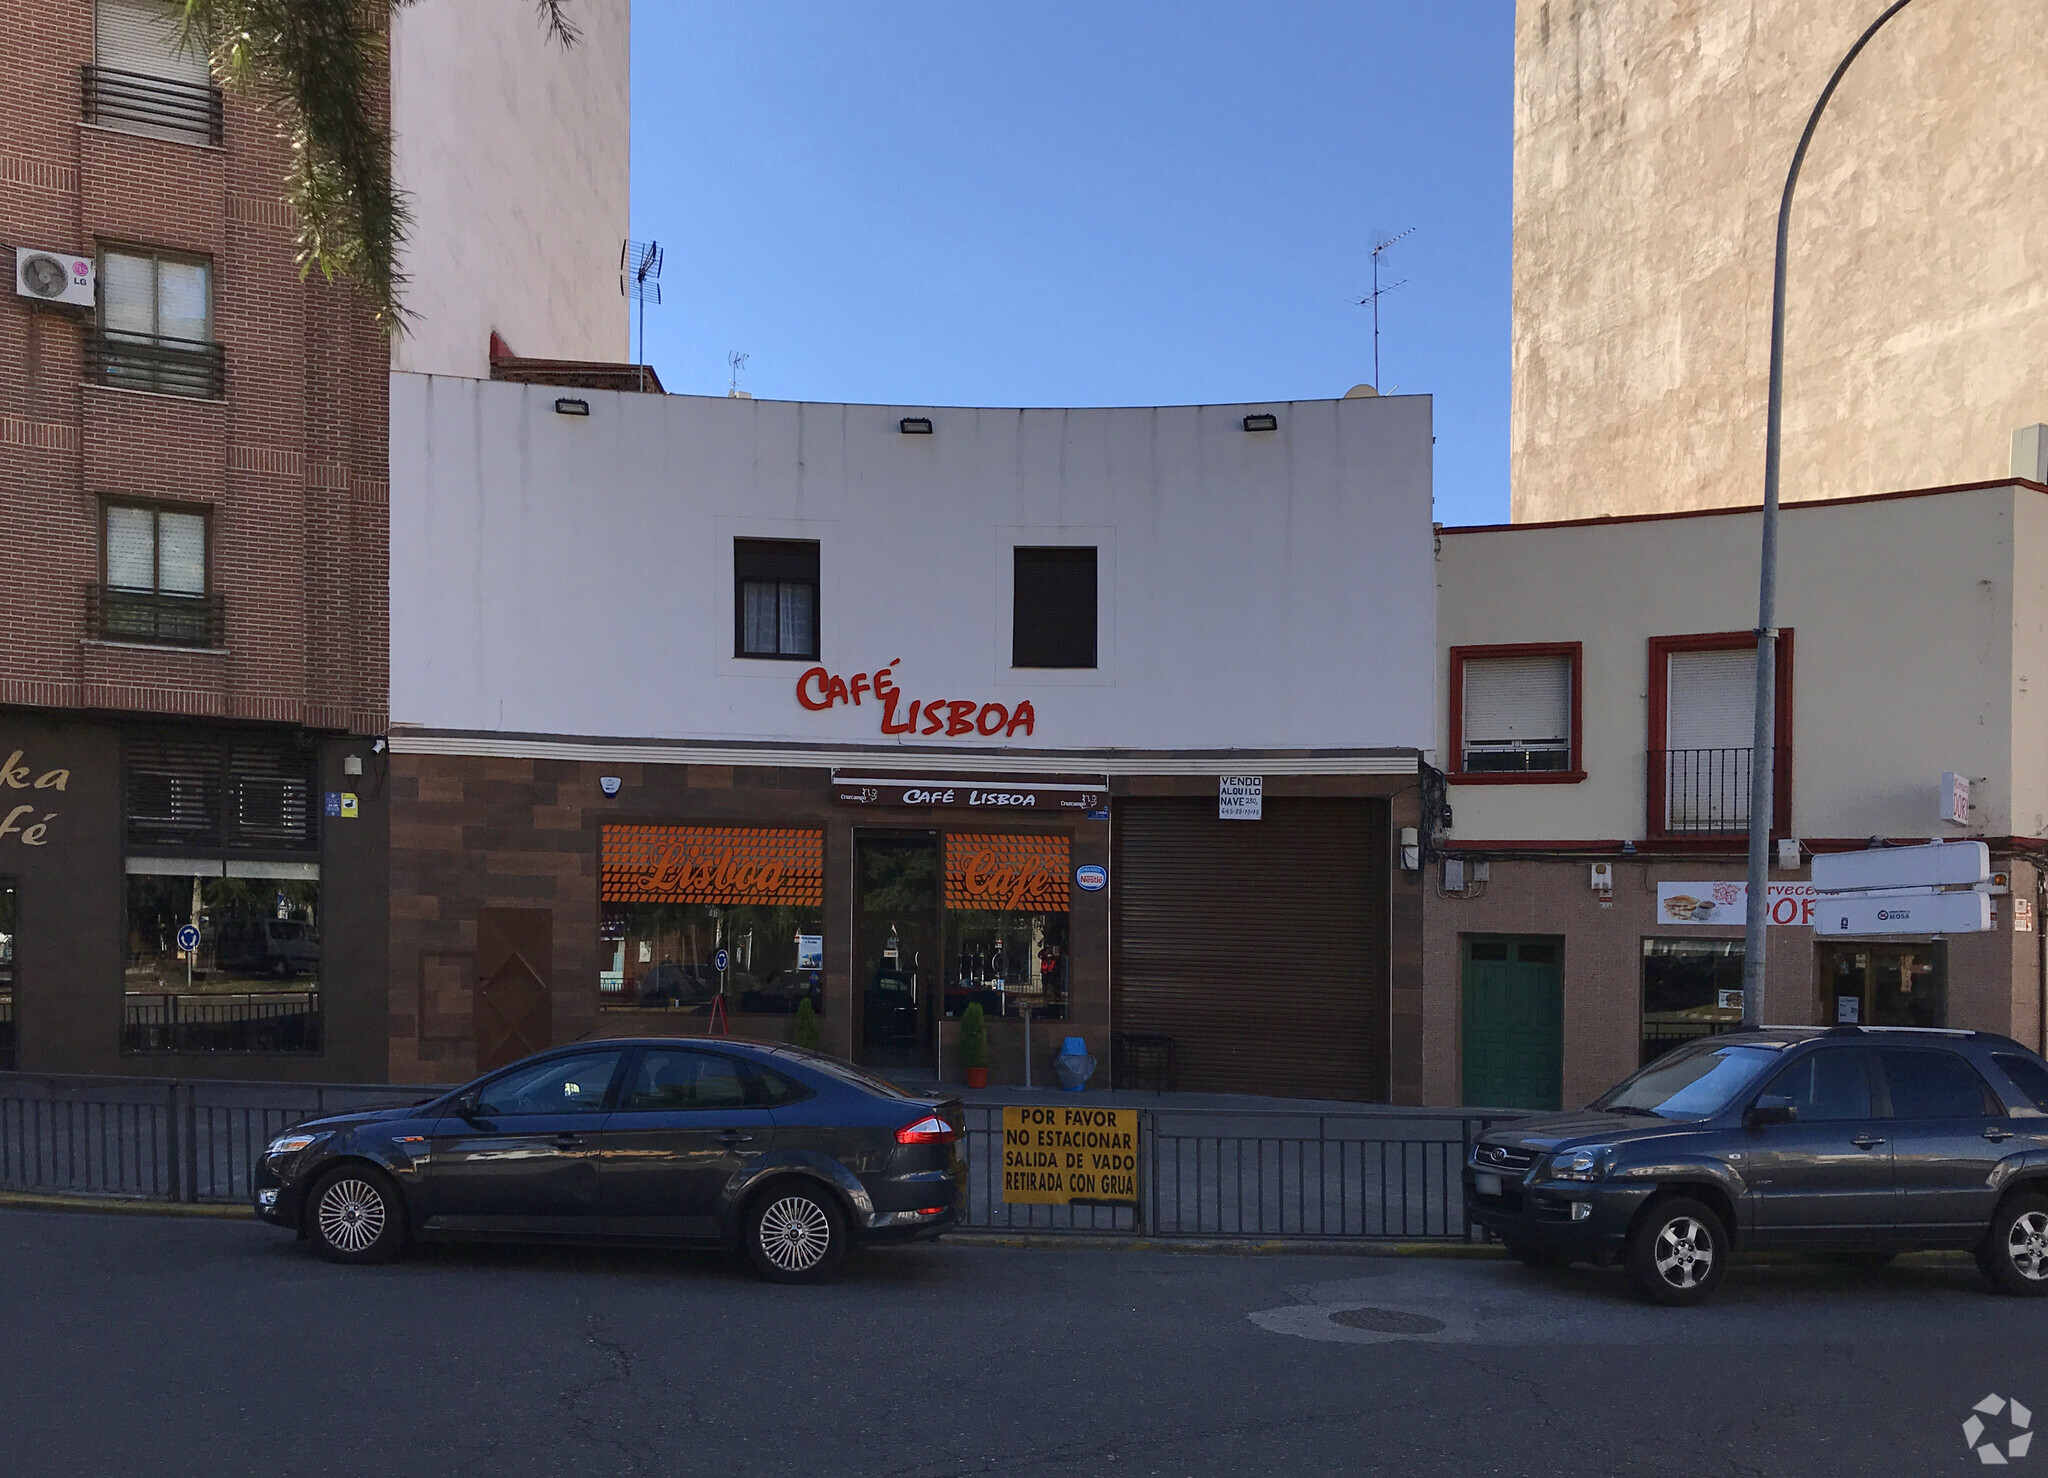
[793,997,822,1051]
[958,1002,989,1089]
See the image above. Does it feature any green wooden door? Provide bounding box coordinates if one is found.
[1461,936,1563,1110]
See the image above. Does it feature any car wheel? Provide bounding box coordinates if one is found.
[1625,1196,1728,1306]
[1978,1193,2048,1297]
[307,1166,407,1265]
[743,1181,847,1284]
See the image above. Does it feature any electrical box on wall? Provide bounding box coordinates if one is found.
[1442,858,1465,891]
[1590,862,1614,892]
[1399,827,1420,871]
[1776,838,1801,870]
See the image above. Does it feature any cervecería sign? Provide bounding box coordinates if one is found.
[796,659,1037,738]
[1001,1106,1138,1205]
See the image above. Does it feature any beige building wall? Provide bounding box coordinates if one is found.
[1438,484,2035,844]
[1512,0,2048,522]
[390,0,631,378]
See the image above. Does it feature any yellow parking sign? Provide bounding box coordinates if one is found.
[1000,1105,1138,1204]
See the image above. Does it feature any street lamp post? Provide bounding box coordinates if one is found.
[1742,0,1919,1028]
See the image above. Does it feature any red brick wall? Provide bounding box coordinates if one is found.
[0,4,389,735]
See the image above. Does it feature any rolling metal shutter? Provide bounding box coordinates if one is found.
[96,0,209,85]
[1112,796,1388,1101]
[1666,648,1756,750]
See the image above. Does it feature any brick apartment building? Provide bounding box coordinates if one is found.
[0,0,629,1079]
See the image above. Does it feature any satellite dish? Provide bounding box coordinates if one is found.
[1344,384,1379,399]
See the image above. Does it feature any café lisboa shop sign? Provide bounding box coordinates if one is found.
[795,659,1038,739]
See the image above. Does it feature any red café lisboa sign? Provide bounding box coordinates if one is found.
[796,658,1037,739]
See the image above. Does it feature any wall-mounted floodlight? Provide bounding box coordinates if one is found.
[1242,413,1278,433]
[899,416,933,435]
[555,398,591,416]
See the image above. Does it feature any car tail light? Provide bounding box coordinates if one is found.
[896,1115,957,1145]
[914,1206,947,1216]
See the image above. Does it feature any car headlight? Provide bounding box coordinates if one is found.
[1549,1145,1613,1181]
[266,1133,326,1157]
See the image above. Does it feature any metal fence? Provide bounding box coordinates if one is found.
[0,1074,1520,1241]
[0,1074,427,1204]
[961,1104,1517,1241]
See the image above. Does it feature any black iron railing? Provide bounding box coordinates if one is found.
[1655,747,1787,834]
[81,65,224,145]
[0,1073,1522,1230]
[122,993,321,1055]
[959,1104,1518,1241]
[84,328,225,399]
[88,585,224,648]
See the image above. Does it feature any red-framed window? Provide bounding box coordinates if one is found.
[1447,642,1584,784]
[1646,630,1793,842]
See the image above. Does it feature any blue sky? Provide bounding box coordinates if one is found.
[630,2,1513,525]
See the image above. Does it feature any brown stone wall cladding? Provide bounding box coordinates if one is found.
[386,759,1414,1090]
[0,7,389,732]
[1422,855,2046,1109]
[388,755,1113,1086]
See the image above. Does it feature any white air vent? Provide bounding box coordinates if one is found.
[15,248,96,308]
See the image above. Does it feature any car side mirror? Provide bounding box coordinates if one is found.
[454,1091,483,1119]
[1746,1094,1798,1128]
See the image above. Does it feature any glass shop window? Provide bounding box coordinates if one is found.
[123,867,321,1053]
[1640,937,1744,1067]
[942,833,1071,1022]
[599,825,825,1016]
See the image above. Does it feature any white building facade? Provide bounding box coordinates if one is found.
[382,378,1437,1096]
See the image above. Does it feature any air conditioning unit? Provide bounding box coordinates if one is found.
[15,248,95,308]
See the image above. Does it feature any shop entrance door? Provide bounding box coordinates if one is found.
[1461,936,1564,1110]
[0,880,15,1072]
[1818,942,1947,1028]
[855,834,940,1076]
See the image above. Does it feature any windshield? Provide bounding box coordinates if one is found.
[1595,1043,1785,1120]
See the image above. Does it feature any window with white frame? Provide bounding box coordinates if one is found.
[1459,652,1572,772]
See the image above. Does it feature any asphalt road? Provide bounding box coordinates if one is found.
[2,1209,2041,1477]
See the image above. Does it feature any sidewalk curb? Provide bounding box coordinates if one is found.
[0,1190,252,1219]
[938,1231,1505,1257]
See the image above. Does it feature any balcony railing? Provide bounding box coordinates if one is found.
[89,585,224,649]
[81,65,224,145]
[1653,747,1790,835]
[84,328,225,400]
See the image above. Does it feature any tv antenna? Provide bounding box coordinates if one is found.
[727,350,750,398]
[1353,227,1414,392]
[620,239,663,388]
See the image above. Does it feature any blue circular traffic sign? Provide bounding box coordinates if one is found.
[714,949,730,971]
[176,924,201,952]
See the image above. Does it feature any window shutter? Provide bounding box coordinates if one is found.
[96,0,208,85]
[126,729,222,847]
[100,251,155,337]
[1462,655,1570,743]
[226,736,317,850]
[156,259,210,343]
[107,505,155,590]
[1667,648,1757,750]
[157,511,206,595]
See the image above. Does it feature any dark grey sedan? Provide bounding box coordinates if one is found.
[254,1039,964,1282]
[1467,1025,2048,1304]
